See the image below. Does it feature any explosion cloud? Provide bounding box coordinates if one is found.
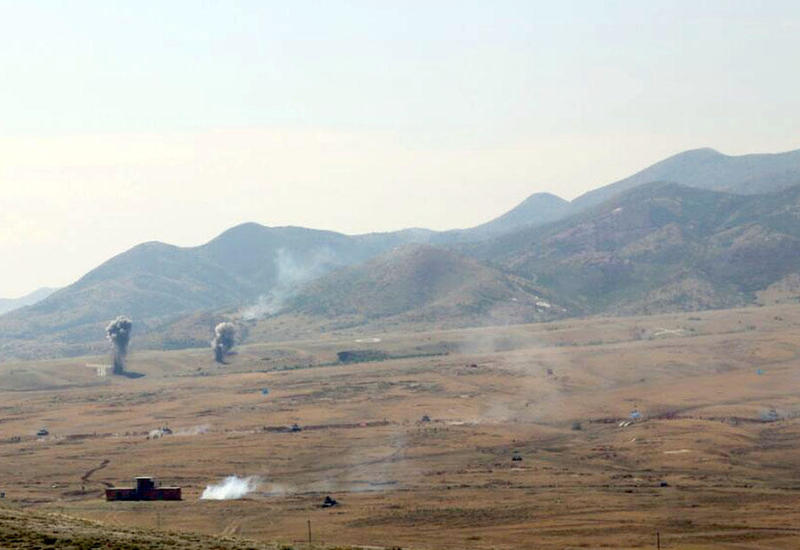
[105,316,132,375]
[212,321,236,363]
[200,476,259,500]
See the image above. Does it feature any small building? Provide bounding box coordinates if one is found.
[105,477,181,501]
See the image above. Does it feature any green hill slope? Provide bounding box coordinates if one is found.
[0,224,411,359]
[288,244,567,326]
[472,182,800,314]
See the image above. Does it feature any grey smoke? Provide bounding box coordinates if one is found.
[212,321,236,363]
[105,316,132,375]
[241,247,337,320]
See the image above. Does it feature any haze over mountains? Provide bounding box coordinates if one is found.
[289,244,566,325]
[3,147,800,360]
[571,147,800,210]
[0,287,58,316]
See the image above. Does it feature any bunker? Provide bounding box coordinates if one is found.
[105,477,181,501]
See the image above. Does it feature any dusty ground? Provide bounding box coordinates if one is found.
[3,305,800,548]
[0,504,293,549]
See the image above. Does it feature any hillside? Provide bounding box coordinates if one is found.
[0,505,301,549]
[472,182,800,314]
[432,147,800,241]
[0,224,419,359]
[433,192,570,242]
[465,192,569,237]
[572,147,800,210]
[0,287,57,315]
[3,146,800,360]
[0,196,573,360]
[286,244,567,327]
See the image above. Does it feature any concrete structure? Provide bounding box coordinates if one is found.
[105,476,181,501]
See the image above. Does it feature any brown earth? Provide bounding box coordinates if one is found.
[3,304,800,548]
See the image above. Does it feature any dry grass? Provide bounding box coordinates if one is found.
[3,304,800,548]
[0,503,288,549]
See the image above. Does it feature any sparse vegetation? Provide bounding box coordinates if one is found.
[3,306,800,548]
[0,506,279,549]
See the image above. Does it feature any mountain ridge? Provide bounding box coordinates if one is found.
[469,181,800,315]
[3,146,800,360]
[0,287,58,316]
[289,243,567,323]
[572,147,800,210]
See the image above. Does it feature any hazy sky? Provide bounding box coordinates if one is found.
[2,1,800,297]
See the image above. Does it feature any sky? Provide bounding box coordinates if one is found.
[2,1,800,297]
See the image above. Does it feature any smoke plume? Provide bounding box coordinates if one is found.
[200,475,259,500]
[212,322,236,363]
[241,247,337,320]
[105,316,132,375]
[175,424,210,436]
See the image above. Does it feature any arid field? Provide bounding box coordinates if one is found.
[3,304,800,549]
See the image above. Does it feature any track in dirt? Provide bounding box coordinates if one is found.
[80,459,110,483]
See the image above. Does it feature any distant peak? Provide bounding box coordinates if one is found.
[519,192,568,203]
[223,221,268,233]
[209,222,270,242]
[670,147,723,160]
[131,240,176,251]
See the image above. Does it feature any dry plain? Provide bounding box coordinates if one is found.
[3,305,800,549]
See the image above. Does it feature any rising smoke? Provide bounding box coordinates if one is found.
[212,322,236,363]
[105,316,132,375]
[200,475,259,500]
[241,247,337,320]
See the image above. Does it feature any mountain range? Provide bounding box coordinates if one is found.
[2,147,800,360]
[470,181,800,314]
[0,287,57,316]
[571,147,800,210]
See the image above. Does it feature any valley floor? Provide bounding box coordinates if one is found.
[3,304,800,548]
